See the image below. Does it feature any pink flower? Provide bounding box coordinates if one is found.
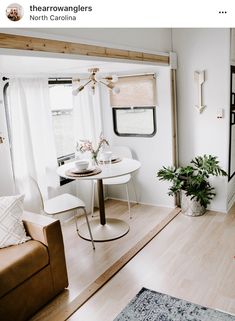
[77,133,109,156]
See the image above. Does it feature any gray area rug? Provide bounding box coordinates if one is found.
[114,287,235,321]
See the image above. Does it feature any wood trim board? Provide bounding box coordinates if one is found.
[171,69,178,168]
[0,33,170,65]
[171,69,180,206]
[43,207,181,321]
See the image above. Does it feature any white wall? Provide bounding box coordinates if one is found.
[172,28,230,212]
[101,67,175,207]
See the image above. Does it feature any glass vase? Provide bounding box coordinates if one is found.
[91,153,99,166]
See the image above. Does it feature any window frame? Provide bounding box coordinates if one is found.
[112,106,157,137]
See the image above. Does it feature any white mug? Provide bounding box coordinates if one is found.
[102,151,113,161]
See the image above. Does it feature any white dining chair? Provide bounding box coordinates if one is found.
[18,177,95,249]
[91,146,138,218]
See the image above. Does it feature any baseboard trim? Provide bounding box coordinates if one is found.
[227,193,235,212]
[45,207,181,321]
[107,196,175,209]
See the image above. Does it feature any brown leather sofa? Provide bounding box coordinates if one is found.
[0,212,69,321]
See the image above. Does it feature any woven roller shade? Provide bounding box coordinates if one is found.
[110,74,156,107]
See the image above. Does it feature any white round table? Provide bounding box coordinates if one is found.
[57,158,141,242]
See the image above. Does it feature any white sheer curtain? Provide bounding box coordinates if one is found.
[8,78,59,199]
[72,82,103,148]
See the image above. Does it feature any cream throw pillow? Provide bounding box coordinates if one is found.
[0,195,31,248]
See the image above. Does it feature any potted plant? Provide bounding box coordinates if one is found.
[157,155,227,216]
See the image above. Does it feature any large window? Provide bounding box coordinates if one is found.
[110,74,157,137]
[49,79,75,162]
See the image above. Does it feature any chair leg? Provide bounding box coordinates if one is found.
[74,209,79,234]
[74,209,95,250]
[83,208,95,250]
[126,184,131,219]
[131,177,138,204]
[91,181,95,217]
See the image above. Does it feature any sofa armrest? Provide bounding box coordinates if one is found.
[22,211,56,243]
[22,211,69,293]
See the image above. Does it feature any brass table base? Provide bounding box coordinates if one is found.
[78,218,130,242]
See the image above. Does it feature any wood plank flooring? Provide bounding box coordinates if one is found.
[69,205,235,321]
[30,200,175,321]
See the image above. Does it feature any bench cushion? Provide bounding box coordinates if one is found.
[0,240,49,297]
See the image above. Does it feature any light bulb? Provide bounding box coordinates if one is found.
[111,74,118,83]
[72,88,79,96]
[112,86,120,94]
[72,85,84,95]
[95,74,102,81]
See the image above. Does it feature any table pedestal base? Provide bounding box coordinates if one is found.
[78,218,129,242]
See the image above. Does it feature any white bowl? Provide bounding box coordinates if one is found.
[75,160,89,171]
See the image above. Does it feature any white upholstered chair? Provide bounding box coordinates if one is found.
[18,177,95,249]
[91,146,138,218]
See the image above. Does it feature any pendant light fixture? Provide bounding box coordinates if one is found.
[72,68,120,96]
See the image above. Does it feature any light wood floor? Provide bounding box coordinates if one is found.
[31,200,174,321]
[68,204,235,321]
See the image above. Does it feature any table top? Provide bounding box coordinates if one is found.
[57,158,141,181]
